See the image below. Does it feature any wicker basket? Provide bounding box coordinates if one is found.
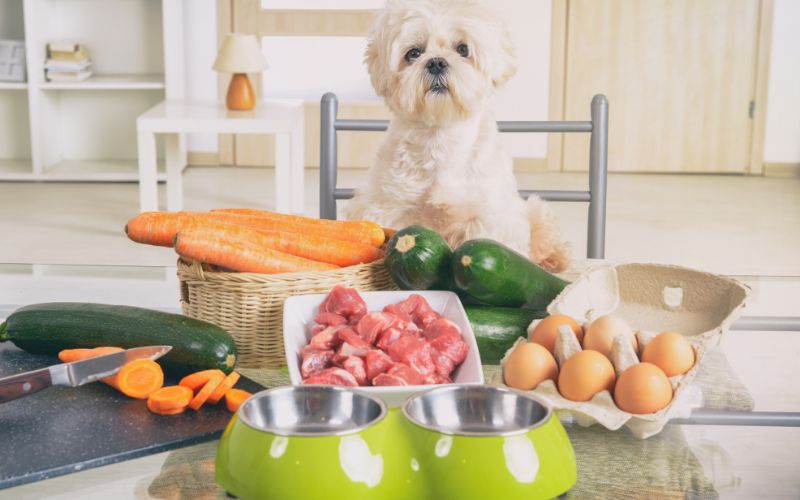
[177,258,397,368]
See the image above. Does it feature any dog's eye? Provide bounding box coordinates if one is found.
[405,48,422,62]
[457,44,469,57]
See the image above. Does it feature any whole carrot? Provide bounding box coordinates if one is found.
[174,224,339,274]
[211,208,386,247]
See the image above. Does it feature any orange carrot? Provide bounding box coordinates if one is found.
[179,369,226,392]
[189,373,225,411]
[175,225,339,274]
[225,388,252,412]
[58,346,123,363]
[57,347,163,399]
[207,371,241,405]
[106,358,164,399]
[212,208,385,247]
[125,212,198,247]
[147,398,187,415]
[147,385,193,413]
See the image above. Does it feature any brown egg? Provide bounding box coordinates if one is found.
[529,314,583,353]
[557,350,616,402]
[503,342,559,391]
[583,314,637,358]
[642,331,695,377]
[614,362,673,414]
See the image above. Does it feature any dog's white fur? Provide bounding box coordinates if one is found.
[347,0,569,271]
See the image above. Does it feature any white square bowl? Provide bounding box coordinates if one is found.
[283,290,484,407]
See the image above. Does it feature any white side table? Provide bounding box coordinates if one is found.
[136,99,305,213]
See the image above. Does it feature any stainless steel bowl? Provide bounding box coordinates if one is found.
[402,385,552,437]
[239,385,388,436]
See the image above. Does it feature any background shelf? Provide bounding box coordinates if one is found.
[38,74,165,91]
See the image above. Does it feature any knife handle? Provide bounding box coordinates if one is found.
[0,368,53,404]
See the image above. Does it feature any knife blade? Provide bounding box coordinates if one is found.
[0,345,172,404]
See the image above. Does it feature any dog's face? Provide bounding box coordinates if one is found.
[366,0,516,125]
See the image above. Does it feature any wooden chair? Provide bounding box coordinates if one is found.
[318,93,609,259]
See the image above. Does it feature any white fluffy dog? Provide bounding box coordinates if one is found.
[347,0,569,272]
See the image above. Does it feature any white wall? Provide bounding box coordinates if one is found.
[183,0,798,164]
[764,0,800,164]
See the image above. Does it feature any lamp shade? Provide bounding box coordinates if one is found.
[213,34,267,73]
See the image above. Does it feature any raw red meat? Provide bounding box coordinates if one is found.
[372,373,407,386]
[365,349,394,381]
[387,363,424,385]
[340,356,367,386]
[384,294,439,329]
[300,347,334,378]
[308,325,344,350]
[375,327,408,351]
[314,312,348,327]
[319,284,368,322]
[430,334,469,365]
[423,317,462,340]
[300,287,469,387]
[430,348,456,377]
[387,335,435,377]
[302,367,358,387]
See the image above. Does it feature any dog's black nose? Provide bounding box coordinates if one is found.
[426,58,448,75]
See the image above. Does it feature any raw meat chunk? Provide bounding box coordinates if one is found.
[372,373,407,386]
[319,284,368,322]
[314,312,347,327]
[337,327,372,357]
[430,334,469,365]
[375,327,408,351]
[300,348,334,378]
[384,294,439,329]
[340,355,367,386]
[308,325,343,350]
[338,341,370,358]
[387,363,424,385]
[387,335,435,377]
[423,317,462,340]
[302,367,358,387]
[356,312,394,345]
[365,349,394,381]
[430,348,456,377]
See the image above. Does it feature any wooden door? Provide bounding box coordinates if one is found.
[557,0,771,173]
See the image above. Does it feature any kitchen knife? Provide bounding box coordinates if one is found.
[0,345,172,404]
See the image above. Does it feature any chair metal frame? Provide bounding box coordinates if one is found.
[319,92,609,259]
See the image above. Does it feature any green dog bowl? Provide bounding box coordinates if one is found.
[215,385,423,499]
[401,385,577,500]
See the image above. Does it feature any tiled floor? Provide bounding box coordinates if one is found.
[0,167,797,276]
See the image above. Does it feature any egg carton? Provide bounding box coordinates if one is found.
[494,262,750,439]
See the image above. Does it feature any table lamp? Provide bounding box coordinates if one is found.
[213,34,267,111]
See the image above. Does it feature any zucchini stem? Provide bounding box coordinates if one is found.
[460,255,473,267]
[0,322,8,342]
[395,234,417,253]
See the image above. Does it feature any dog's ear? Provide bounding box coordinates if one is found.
[365,34,389,98]
[489,20,517,88]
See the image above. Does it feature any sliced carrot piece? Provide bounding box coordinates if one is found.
[207,371,241,405]
[58,346,123,363]
[179,369,225,392]
[148,385,193,412]
[188,373,225,411]
[147,397,188,415]
[225,388,252,413]
[107,358,164,399]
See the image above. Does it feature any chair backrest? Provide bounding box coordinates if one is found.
[319,93,609,259]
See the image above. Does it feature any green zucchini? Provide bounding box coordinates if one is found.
[453,239,569,310]
[384,225,453,290]
[0,302,237,375]
[466,306,547,364]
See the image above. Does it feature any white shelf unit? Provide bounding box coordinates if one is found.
[0,0,184,182]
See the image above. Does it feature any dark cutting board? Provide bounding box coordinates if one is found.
[0,344,264,490]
